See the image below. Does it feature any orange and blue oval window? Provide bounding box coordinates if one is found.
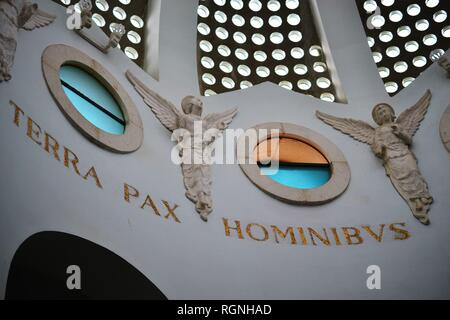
[256,138,331,189]
[59,65,125,135]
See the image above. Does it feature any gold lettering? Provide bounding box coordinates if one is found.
[63,147,81,176]
[222,218,244,239]
[83,166,103,189]
[11,101,24,127]
[271,225,297,245]
[342,227,364,245]
[330,227,342,246]
[140,195,160,215]
[44,132,60,161]
[389,223,410,240]
[297,227,308,245]
[362,224,385,242]
[162,200,180,223]
[246,223,269,242]
[123,183,139,203]
[27,117,42,145]
[308,228,331,246]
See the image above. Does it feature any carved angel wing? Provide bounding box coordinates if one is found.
[396,90,432,140]
[204,107,238,131]
[21,5,56,31]
[316,111,375,145]
[126,70,182,132]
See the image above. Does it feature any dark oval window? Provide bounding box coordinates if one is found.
[256,137,331,189]
[59,65,125,135]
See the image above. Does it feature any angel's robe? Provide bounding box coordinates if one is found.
[371,124,432,206]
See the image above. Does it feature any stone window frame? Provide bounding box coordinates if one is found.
[42,44,143,153]
[238,122,350,205]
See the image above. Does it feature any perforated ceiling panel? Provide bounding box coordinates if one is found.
[356,0,449,96]
[196,0,344,103]
[54,0,148,67]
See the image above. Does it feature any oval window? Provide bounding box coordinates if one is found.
[59,65,125,135]
[256,138,331,189]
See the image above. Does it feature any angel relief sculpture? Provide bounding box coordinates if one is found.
[0,0,56,82]
[126,71,238,222]
[317,90,433,225]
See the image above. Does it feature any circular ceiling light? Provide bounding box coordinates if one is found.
[272,49,286,60]
[218,44,231,56]
[202,73,216,85]
[371,15,385,28]
[433,10,447,23]
[378,67,390,78]
[389,10,403,22]
[95,0,109,12]
[269,15,283,27]
[288,30,302,42]
[275,65,289,76]
[297,79,311,90]
[317,77,331,89]
[386,46,400,58]
[230,0,244,10]
[252,33,266,45]
[270,32,284,44]
[197,23,210,35]
[214,11,227,23]
[249,0,263,12]
[407,4,421,16]
[320,93,335,102]
[416,19,430,31]
[199,40,213,52]
[286,0,300,10]
[127,30,141,44]
[405,41,419,52]
[309,45,322,57]
[222,77,235,89]
[240,81,253,89]
[402,77,415,87]
[313,62,327,73]
[204,89,217,96]
[413,56,427,67]
[423,34,437,46]
[425,0,440,8]
[397,26,411,37]
[130,15,144,29]
[379,31,393,42]
[287,13,301,26]
[372,52,383,63]
[363,0,377,12]
[201,57,215,69]
[235,48,249,60]
[233,31,247,44]
[291,47,304,59]
[254,51,267,62]
[268,0,281,11]
[214,0,226,6]
[92,13,105,27]
[385,82,398,93]
[215,27,229,39]
[394,61,408,73]
[219,61,233,73]
[279,81,293,90]
[113,7,127,20]
[294,64,308,75]
[232,14,245,27]
[238,65,251,76]
[197,5,209,18]
[256,66,270,78]
[124,47,138,60]
[381,0,395,6]
[250,16,264,28]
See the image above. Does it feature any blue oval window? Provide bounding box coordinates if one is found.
[257,138,331,189]
[59,65,125,135]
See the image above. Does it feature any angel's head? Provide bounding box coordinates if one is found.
[181,96,203,116]
[372,103,395,125]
